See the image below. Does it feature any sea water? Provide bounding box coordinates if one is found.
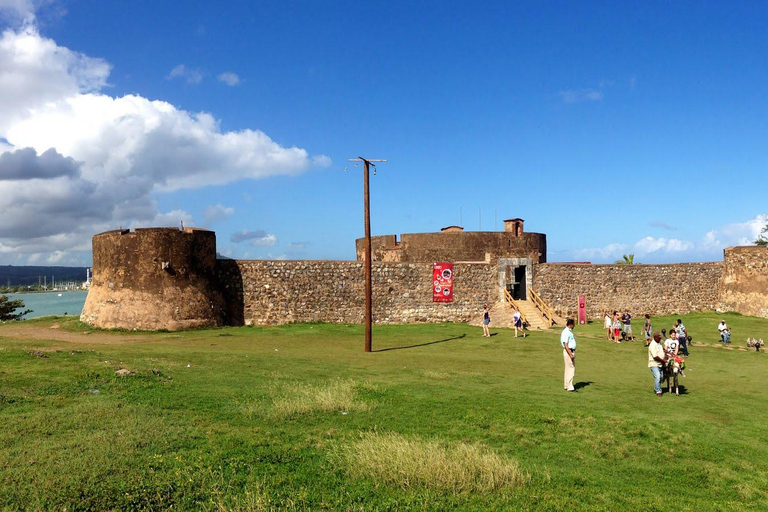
[4,290,88,318]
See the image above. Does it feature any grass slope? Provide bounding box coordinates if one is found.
[0,312,766,511]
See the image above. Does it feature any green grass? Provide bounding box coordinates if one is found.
[0,312,766,511]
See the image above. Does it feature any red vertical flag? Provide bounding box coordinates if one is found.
[433,262,454,303]
[578,294,587,325]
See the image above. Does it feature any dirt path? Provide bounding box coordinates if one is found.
[0,323,148,345]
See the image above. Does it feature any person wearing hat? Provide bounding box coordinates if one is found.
[561,318,577,392]
[648,332,668,397]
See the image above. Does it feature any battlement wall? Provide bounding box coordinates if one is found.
[357,231,546,264]
[533,261,723,319]
[216,260,496,326]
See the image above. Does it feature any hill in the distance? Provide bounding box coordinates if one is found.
[0,266,89,287]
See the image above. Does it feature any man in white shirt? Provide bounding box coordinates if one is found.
[561,318,577,392]
[718,320,730,344]
[648,332,667,397]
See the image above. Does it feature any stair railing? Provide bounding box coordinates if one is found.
[529,288,555,326]
[503,288,527,324]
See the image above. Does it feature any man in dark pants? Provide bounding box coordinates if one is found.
[676,319,689,356]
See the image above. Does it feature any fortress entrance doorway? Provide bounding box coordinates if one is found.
[511,265,527,300]
[498,258,533,303]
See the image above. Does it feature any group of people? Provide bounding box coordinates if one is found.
[560,314,692,396]
[603,310,639,343]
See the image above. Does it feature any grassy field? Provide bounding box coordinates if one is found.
[0,312,766,511]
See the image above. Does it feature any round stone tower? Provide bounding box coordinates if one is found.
[81,227,224,331]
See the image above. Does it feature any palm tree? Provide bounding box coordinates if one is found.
[754,224,768,246]
[615,254,635,265]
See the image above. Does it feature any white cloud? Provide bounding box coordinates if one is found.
[0,25,330,264]
[559,214,768,264]
[202,204,234,225]
[217,71,239,86]
[167,64,204,84]
[0,0,37,23]
[252,234,277,247]
[559,88,603,104]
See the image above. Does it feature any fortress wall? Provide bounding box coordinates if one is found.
[720,246,768,317]
[217,260,496,326]
[358,232,546,264]
[533,262,723,319]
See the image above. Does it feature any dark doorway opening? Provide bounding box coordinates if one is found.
[512,265,527,300]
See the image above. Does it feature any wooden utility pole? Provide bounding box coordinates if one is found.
[348,157,387,352]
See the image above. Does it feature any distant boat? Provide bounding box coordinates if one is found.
[58,293,63,297]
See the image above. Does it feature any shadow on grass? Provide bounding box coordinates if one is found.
[574,381,593,390]
[663,384,689,396]
[374,334,467,352]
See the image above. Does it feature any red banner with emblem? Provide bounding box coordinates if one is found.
[578,294,587,325]
[432,262,454,302]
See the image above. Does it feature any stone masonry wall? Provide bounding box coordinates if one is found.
[217,260,497,326]
[533,262,723,320]
[358,232,547,264]
[720,246,768,318]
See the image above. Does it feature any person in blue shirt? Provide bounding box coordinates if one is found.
[561,318,577,392]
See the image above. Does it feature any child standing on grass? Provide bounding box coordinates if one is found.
[604,312,612,340]
[612,311,622,343]
[482,305,490,337]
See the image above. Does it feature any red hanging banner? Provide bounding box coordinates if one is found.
[578,294,587,325]
[432,262,454,303]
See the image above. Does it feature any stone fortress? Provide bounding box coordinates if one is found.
[80,219,768,331]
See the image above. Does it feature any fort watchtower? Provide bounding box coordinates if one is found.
[80,227,224,331]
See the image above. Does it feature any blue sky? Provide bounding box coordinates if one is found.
[0,1,767,265]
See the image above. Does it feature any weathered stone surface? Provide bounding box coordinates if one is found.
[217,260,497,326]
[357,230,546,264]
[533,262,723,319]
[720,246,768,317]
[81,228,224,331]
[80,224,768,331]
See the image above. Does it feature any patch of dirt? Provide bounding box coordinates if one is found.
[0,324,148,345]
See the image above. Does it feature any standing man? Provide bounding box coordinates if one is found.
[622,309,634,341]
[676,319,689,356]
[648,332,668,397]
[561,318,577,392]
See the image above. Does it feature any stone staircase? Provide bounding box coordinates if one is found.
[515,299,554,330]
[473,299,555,331]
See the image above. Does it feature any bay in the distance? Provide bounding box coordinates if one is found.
[4,291,88,319]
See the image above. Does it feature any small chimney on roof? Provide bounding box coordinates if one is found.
[441,225,464,233]
[503,218,524,237]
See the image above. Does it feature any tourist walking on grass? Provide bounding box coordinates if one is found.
[604,311,612,340]
[644,314,652,346]
[561,318,577,392]
[648,332,668,397]
[482,305,491,337]
[513,310,525,337]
